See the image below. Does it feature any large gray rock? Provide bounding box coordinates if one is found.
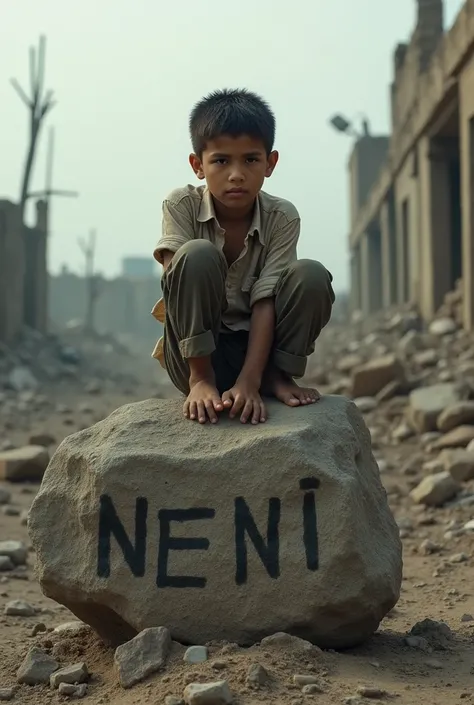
[28,396,402,650]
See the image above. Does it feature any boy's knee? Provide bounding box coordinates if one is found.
[175,239,221,267]
[284,259,334,298]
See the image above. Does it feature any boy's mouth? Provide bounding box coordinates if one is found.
[226,188,247,197]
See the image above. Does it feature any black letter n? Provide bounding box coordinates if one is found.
[97,494,147,578]
[234,497,280,585]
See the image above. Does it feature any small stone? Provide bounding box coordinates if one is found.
[337,354,363,373]
[404,636,431,651]
[353,397,377,413]
[50,662,88,688]
[29,433,56,447]
[461,614,473,622]
[414,349,437,367]
[2,506,20,517]
[464,519,474,531]
[356,685,386,698]
[429,318,456,336]
[410,472,460,506]
[183,681,233,705]
[30,622,47,636]
[260,632,315,652]
[16,647,58,685]
[0,445,49,482]
[420,539,441,555]
[53,621,86,634]
[5,600,35,616]
[0,557,14,572]
[442,449,474,482]
[293,675,320,687]
[0,488,11,505]
[409,619,453,650]
[184,646,208,664]
[114,626,171,688]
[433,425,474,449]
[58,682,88,698]
[165,698,184,705]
[437,402,474,433]
[246,663,269,687]
[211,661,227,670]
[20,511,28,527]
[0,541,27,566]
[449,552,468,563]
[0,688,14,702]
[302,683,323,694]
[424,658,443,669]
[392,422,413,442]
[351,355,405,398]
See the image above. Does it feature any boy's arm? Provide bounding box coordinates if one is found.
[239,216,300,386]
[160,250,174,270]
[153,195,195,267]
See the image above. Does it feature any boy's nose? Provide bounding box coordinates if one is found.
[228,171,245,182]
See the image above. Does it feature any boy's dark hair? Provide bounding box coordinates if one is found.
[189,88,275,156]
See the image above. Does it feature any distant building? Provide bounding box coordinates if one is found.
[348,0,474,329]
[122,256,157,279]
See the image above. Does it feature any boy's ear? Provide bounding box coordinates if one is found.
[189,153,205,180]
[265,150,279,178]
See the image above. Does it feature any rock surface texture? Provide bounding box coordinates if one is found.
[29,396,402,650]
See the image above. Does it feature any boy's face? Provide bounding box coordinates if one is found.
[189,134,278,212]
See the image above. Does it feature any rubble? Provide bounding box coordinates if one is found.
[0,326,144,445]
[16,647,58,685]
[114,627,171,688]
[2,296,474,703]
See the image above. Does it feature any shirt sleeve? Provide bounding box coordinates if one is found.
[250,216,300,306]
[153,196,194,264]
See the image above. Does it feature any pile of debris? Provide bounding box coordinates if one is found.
[436,278,464,327]
[0,325,146,448]
[305,304,474,512]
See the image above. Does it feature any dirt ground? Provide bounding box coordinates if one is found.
[1,380,474,705]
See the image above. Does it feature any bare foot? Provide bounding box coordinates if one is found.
[184,379,224,423]
[271,371,320,408]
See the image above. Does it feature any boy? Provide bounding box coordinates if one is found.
[151,88,335,425]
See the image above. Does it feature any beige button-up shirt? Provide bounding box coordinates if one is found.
[151,184,300,364]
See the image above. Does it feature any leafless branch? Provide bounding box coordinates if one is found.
[10,78,31,107]
[12,35,57,220]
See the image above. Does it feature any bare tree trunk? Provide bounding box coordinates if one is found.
[79,230,101,334]
[19,121,40,221]
[11,35,55,224]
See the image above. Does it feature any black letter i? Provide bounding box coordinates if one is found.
[299,477,319,571]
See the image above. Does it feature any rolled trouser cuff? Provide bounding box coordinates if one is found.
[179,330,216,359]
[273,348,307,378]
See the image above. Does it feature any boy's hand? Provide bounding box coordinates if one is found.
[222,376,266,424]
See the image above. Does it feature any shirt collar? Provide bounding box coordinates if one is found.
[197,187,265,245]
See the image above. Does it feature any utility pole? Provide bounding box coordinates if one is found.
[78,229,101,334]
[26,126,79,209]
[11,35,56,223]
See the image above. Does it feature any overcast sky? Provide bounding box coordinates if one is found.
[0,0,464,291]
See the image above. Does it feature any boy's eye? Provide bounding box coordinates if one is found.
[246,157,259,163]
[213,158,227,164]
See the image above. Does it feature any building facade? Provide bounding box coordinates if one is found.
[349,0,474,329]
[0,199,48,343]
